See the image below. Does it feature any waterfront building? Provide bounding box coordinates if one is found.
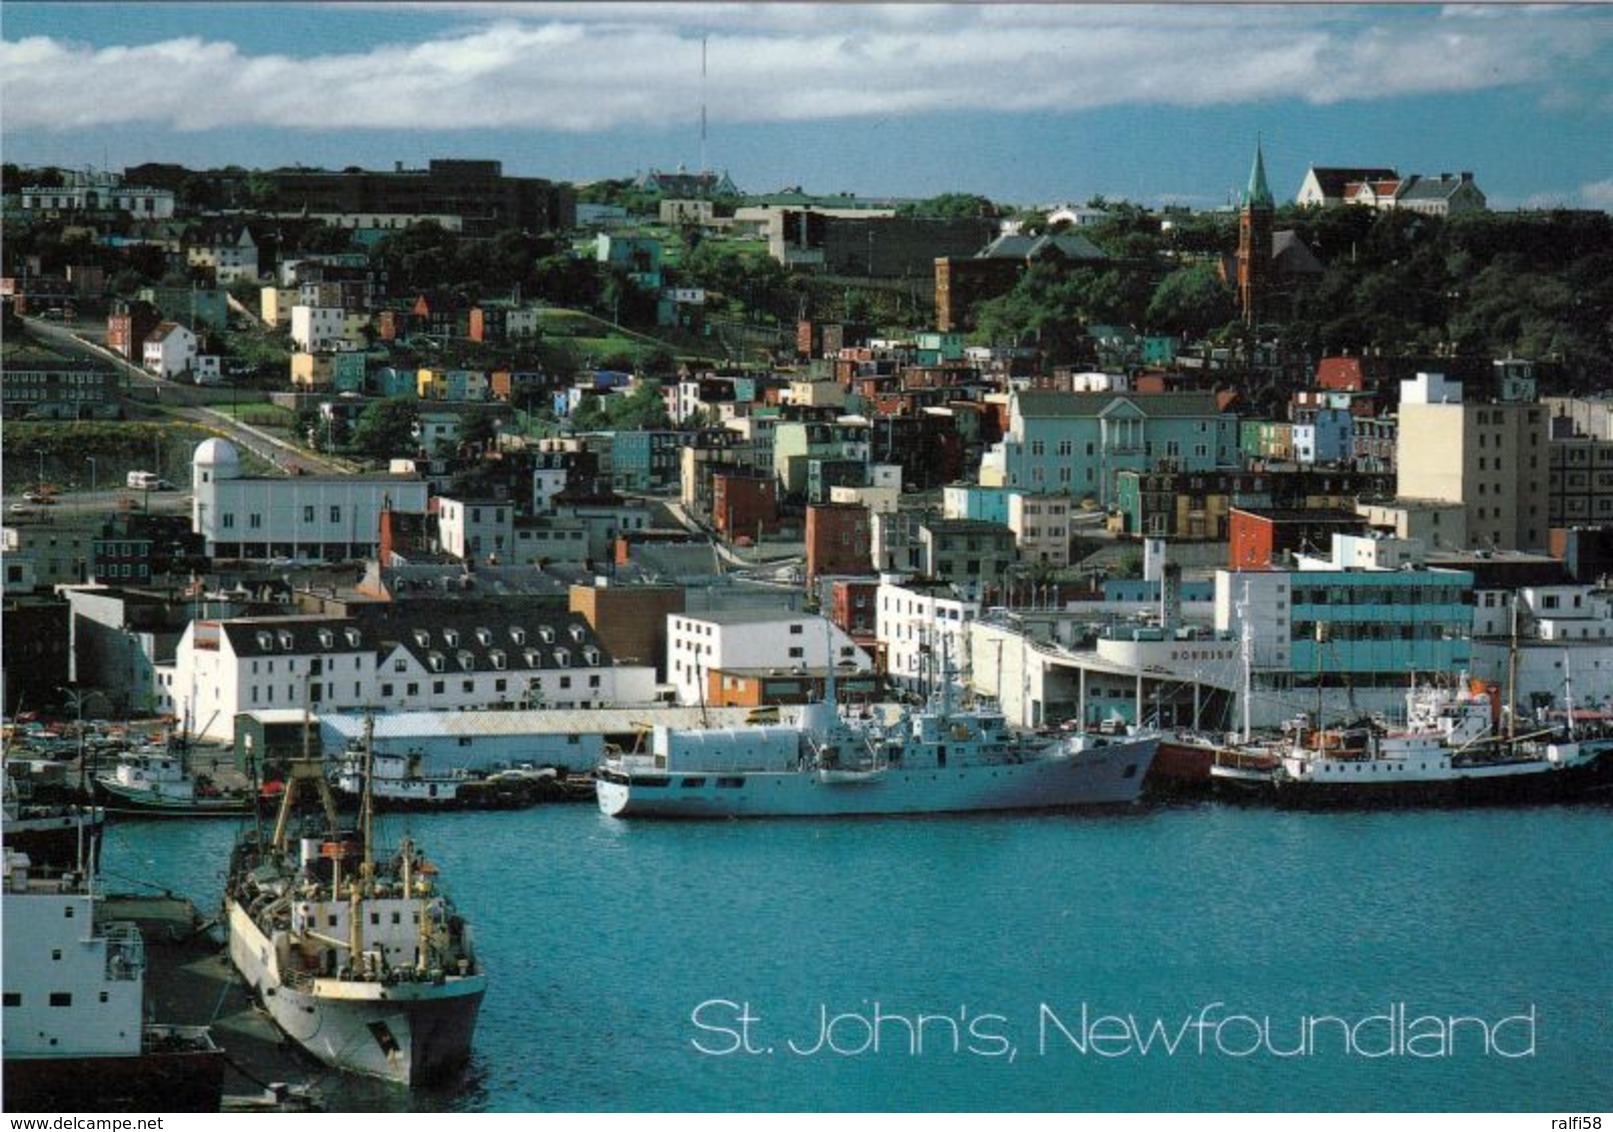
[876,577,980,692]
[665,610,872,707]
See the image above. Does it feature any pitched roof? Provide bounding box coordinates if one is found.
[977,232,1107,262]
[1304,166,1399,199]
[1244,143,1275,210]
[1396,173,1480,203]
[219,615,369,657]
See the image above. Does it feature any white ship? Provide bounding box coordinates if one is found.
[2,830,224,1110]
[224,724,485,1085]
[597,679,1157,819]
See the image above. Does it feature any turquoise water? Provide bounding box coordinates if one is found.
[103,799,1613,1112]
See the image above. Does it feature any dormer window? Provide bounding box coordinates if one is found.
[413,629,430,648]
[344,628,361,647]
[583,647,600,666]
[569,624,586,642]
[444,629,459,647]
[457,650,474,672]
[510,627,526,644]
[278,631,294,651]
[476,628,492,646]
[490,650,506,671]
[538,627,555,644]
[523,648,541,668]
[319,629,335,649]
[257,631,273,650]
[553,647,570,668]
[428,652,445,673]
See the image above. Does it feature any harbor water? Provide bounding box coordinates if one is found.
[100,799,1613,1112]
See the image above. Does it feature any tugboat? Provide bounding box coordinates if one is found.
[1,819,225,1111]
[223,718,485,1085]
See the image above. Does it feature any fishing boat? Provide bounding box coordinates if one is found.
[1266,678,1613,807]
[223,719,485,1085]
[329,745,567,811]
[1,818,225,1111]
[596,670,1157,819]
[95,747,253,817]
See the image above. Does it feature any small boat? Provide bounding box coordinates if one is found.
[3,769,106,867]
[329,746,570,811]
[1,817,226,1111]
[95,748,253,817]
[224,719,486,1085]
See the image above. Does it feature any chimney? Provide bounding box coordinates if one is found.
[1460,172,1474,183]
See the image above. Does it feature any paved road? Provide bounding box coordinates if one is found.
[17,316,348,476]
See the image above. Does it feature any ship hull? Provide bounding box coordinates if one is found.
[226,899,483,1085]
[1,807,104,867]
[2,1045,225,1113]
[1273,748,1613,809]
[95,779,250,818]
[597,736,1156,819]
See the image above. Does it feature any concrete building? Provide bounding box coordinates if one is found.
[665,609,871,706]
[191,438,428,561]
[876,577,980,692]
[290,305,349,352]
[1395,372,1550,551]
[917,519,1017,603]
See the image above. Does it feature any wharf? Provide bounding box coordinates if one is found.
[99,893,333,1110]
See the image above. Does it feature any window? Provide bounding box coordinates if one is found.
[249,513,262,529]
[432,680,445,694]
[406,682,419,696]
[381,683,394,697]
[2,993,18,1007]
[303,505,315,523]
[788,647,804,659]
[330,506,341,523]
[222,513,235,529]
[49,993,72,1007]
[462,680,474,693]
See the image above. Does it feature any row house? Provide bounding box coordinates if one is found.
[436,498,513,562]
[469,303,540,343]
[107,300,162,361]
[773,419,870,498]
[186,225,259,285]
[290,350,365,391]
[1114,467,1398,540]
[290,305,349,351]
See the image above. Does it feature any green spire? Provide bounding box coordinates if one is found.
[1244,140,1274,210]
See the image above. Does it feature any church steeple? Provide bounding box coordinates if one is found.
[1237,138,1276,326]
[1244,140,1274,211]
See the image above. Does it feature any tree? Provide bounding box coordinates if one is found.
[1145,265,1235,338]
[349,397,419,459]
[458,404,503,450]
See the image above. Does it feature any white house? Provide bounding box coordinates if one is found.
[290,305,347,351]
[666,609,872,706]
[191,437,427,561]
[876,577,981,691]
[142,322,197,379]
[1007,493,1072,568]
[437,497,514,563]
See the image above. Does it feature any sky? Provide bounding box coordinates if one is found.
[3,3,1611,211]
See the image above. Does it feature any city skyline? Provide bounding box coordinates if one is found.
[3,2,1612,210]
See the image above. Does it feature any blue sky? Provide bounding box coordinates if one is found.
[3,3,1610,211]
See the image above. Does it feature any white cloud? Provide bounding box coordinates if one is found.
[1580,179,1613,209]
[2,4,1608,133]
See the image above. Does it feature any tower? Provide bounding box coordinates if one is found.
[1237,141,1275,327]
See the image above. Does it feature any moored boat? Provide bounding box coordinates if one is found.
[1258,679,1613,807]
[597,676,1157,820]
[95,749,253,817]
[223,721,485,1085]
